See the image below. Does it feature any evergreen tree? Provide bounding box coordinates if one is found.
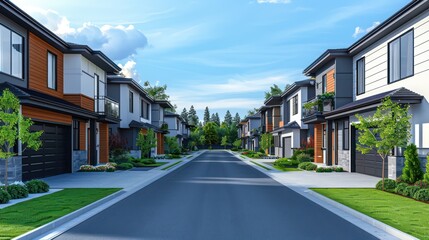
[264,84,282,100]
[181,108,188,123]
[402,143,423,184]
[204,107,210,125]
[188,105,199,126]
[224,110,232,126]
[233,113,241,126]
[214,113,220,126]
[210,113,216,123]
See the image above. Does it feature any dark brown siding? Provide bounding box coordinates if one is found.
[64,94,95,111]
[29,32,64,98]
[99,122,109,163]
[327,69,335,93]
[79,120,86,150]
[22,105,72,125]
[157,133,164,154]
[314,123,323,163]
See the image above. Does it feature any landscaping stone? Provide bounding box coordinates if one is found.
[72,151,87,173]
[0,156,22,183]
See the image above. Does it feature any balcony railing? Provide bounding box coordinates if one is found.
[96,96,119,119]
[302,98,334,118]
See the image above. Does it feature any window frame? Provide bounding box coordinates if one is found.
[0,23,24,79]
[343,120,349,150]
[72,120,80,151]
[387,29,414,84]
[322,74,327,93]
[129,91,134,113]
[356,57,365,96]
[292,94,298,115]
[322,124,326,148]
[47,51,57,90]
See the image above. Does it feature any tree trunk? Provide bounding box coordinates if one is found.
[381,156,385,191]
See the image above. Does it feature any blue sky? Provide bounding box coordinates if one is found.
[13,0,409,120]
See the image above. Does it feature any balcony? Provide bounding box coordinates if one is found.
[302,97,334,124]
[96,96,119,120]
[266,116,281,132]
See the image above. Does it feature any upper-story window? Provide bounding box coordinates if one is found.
[141,100,150,119]
[292,95,298,115]
[176,119,180,130]
[129,91,134,113]
[0,24,23,79]
[356,57,365,95]
[322,74,327,93]
[389,30,413,83]
[47,52,57,89]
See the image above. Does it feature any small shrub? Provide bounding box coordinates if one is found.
[116,163,133,170]
[375,179,397,192]
[413,189,429,201]
[402,144,423,184]
[79,165,95,172]
[26,179,49,193]
[414,180,429,189]
[424,155,429,183]
[142,158,156,164]
[298,162,311,169]
[303,148,314,157]
[316,167,325,173]
[395,183,408,195]
[396,175,404,184]
[6,184,29,199]
[274,158,299,168]
[324,167,333,172]
[403,186,420,198]
[334,167,344,172]
[0,189,11,204]
[110,153,131,164]
[167,154,181,159]
[305,163,317,171]
[259,148,266,154]
[295,153,312,163]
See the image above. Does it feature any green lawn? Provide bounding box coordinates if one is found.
[250,160,270,170]
[312,188,429,239]
[273,165,301,172]
[0,188,120,240]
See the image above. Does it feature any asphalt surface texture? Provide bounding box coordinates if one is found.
[54,151,378,240]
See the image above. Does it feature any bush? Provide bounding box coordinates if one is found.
[274,158,300,168]
[316,167,325,173]
[402,144,423,184]
[0,189,11,204]
[414,180,429,189]
[395,183,408,195]
[306,163,318,171]
[142,158,157,164]
[424,155,429,183]
[396,175,404,184]
[259,148,266,154]
[167,154,181,159]
[26,179,49,193]
[334,167,344,172]
[413,189,429,201]
[375,179,397,192]
[298,162,311,169]
[116,163,133,170]
[324,167,333,172]
[110,153,131,164]
[403,186,420,198]
[6,184,28,199]
[295,153,313,163]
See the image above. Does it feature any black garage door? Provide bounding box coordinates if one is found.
[353,129,387,177]
[22,122,71,181]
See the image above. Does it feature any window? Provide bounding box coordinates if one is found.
[47,52,57,89]
[356,57,365,95]
[146,102,150,119]
[322,124,326,148]
[292,95,298,115]
[389,30,413,83]
[0,24,23,79]
[343,120,349,150]
[141,100,150,119]
[72,120,80,150]
[322,74,327,93]
[177,119,180,130]
[129,91,134,113]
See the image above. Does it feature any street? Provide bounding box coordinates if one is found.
[54,151,378,240]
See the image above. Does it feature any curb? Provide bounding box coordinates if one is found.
[230,151,412,240]
[16,150,205,240]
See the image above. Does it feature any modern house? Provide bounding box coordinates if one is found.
[164,112,190,148]
[150,100,174,155]
[259,96,282,154]
[302,49,354,170]
[271,79,315,158]
[238,113,261,151]
[322,0,429,178]
[0,0,120,182]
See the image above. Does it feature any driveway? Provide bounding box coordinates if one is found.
[53,151,382,240]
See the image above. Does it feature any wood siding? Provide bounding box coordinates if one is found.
[79,120,86,150]
[64,94,94,111]
[99,122,109,163]
[29,33,64,98]
[157,133,164,154]
[314,124,323,163]
[327,69,335,93]
[22,105,72,125]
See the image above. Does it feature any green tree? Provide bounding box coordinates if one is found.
[204,106,210,125]
[353,97,411,190]
[143,81,169,100]
[203,122,218,147]
[233,113,241,126]
[264,84,282,100]
[424,156,429,183]
[246,108,259,117]
[260,133,273,154]
[233,139,242,149]
[214,113,220,126]
[181,108,189,123]
[188,105,199,126]
[0,89,43,190]
[136,128,157,158]
[402,143,423,184]
[224,110,232,126]
[165,136,181,154]
[221,136,228,149]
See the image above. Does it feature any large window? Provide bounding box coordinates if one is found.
[389,30,413,83]
[343,120,349,150]
[72,120,80,150]
[322,74,327,93]
[292,95,298,115]
[0,24,23,78]
[141,100,150,119]
[47,52,57,89]
[356,57,365,95]
[129,91,134,113]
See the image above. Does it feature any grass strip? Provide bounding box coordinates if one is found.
[312,188,429,239]
[250,160,270,170]
[161,160,183,170]
[0,188,120,240]
[273,165,301,172]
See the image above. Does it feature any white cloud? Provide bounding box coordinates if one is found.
[24,8,147,61]
[353,21,380,38]
[118,60,140,81]
[257,0,291,4]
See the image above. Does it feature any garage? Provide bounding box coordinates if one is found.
[22,122,71,181]
[283,137,292,158]
[352,129,387,177]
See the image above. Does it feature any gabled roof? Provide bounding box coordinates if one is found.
[281,79,315,98]
[272,121,301,133]
[263,95,282,106]
[303,49,349,76]
[164,111,186,123]
[67,43,121,73]
[129,120,163,133]
[107,75,154,102]
[155,100,174,109]
[325,88,423,119]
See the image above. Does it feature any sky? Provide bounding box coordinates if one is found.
[12,0,410,121]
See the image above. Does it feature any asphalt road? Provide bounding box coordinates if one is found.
[54,151,378,240]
